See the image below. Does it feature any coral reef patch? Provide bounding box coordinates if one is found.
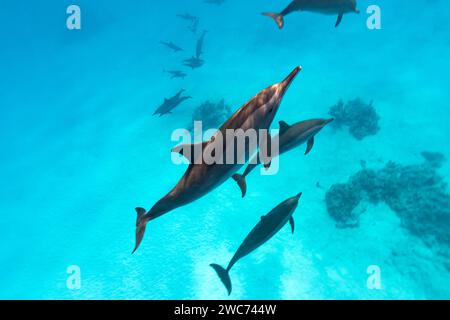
[328,98,380,140]
[326,152,450,255]
[190,99,232,131]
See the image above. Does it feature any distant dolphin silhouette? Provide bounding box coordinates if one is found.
[153,89,191,116]
[160,41,184,52]
[210,192,302,295]
[233,118,333,197]
[263,0,360,29]
[133,67,302,253]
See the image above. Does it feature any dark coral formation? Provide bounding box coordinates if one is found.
[326,152,450,254]
[190,99,232,130]
[328,98,380,140]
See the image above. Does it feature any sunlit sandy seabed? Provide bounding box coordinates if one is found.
[0,0,449,299]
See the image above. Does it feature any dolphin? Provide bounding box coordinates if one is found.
[164,69,187,79]
[133,67,302,253]
[160,41,184,53]
[183,56,205,69]
[153,89,192,116]
[196,30,208,59]
[176,13,198,22]
[210,192,302,295]
[189,17,200,34]
[232,118,333,197]
[182,31,208,69]
[263,0,360,29]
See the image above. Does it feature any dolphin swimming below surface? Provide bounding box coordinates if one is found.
[183,56,205,69]
[164,69,188,79]
[153,89,192,116]
[133,67,302,253]
[263,0,360,29]
[210,192,302,295]
[233,118,334,197]
[183,31,208,69]
[160,41,184,53]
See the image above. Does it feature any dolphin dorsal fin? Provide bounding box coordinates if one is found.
[172,142,207,163]
[279,121,290,135]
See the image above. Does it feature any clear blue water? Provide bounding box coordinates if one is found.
[1,0,449,299]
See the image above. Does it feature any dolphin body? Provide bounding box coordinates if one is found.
[176,13,198,22]
[210,193,302,295]
[153,89,192,116]
[160,41,184,53]
[183,57,204,69]
[133,67,302,253]
[164,70,187,79]
[232,118,333,197]
[263,0,360,29]
[183,31,207,69]
[196,30,208,58]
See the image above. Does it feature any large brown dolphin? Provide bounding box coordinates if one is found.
[232,118,333,197]
[263,0,360,29]
[210,192,302,295]
[133,67,302,253]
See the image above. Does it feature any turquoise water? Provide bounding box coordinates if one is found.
[1,0,449,299]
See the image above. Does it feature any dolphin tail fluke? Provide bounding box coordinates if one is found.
[210,264,232,295]
[132,207,148,254]
[232,174,247,198]
[262,12,284,29]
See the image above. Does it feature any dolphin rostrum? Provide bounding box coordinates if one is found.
[153,89,192,117]
[232,118,333,197]
[210,192,302,295]
[263,0,360,29]
[133,67,302,253]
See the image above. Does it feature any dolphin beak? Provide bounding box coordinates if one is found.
[325,118,334,125]
[296,192,303,200]
[279,66,301,96]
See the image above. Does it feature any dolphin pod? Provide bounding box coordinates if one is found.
[133,67,302,253]
[263,0,360,29]
[232,118,334,198]
[210,193,302,295]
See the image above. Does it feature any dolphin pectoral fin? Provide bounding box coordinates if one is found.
[133,207,149,254]
[279,121,290,135]
[210,264,232,295]
[305,137,315,155]
[335,13,344,27]
[262,12,284,29]
[232,174,247,198]
[289,216,295,234]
